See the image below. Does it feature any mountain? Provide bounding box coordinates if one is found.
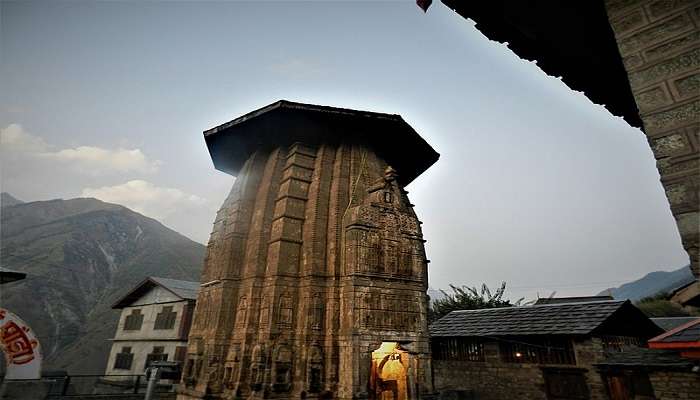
[0,196,206,374]
[1,192,24,207]
[597,265,695,301]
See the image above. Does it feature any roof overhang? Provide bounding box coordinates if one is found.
[204,100,440,186]
[112,277,186,309]
[671,280,700,307]
[437,0,643,130]
[0,268,26,284]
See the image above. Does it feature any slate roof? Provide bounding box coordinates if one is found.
[430,300,639,337]
[150,277,200,300]
[0,267,26,284]
[596,348,693,370]
[651,317,700,332]
[112,276,200,308]
[649,319,700,345]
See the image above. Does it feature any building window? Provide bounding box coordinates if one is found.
[145,346,168,370]
[431,337,485,362]
[500,337,575,365]
[114,347,134,370]
[384,192,393,203]
[600,336,644,353]
[124,309,144,331]
[154,306,177,330]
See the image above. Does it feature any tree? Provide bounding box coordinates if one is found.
[635,291,697,317]
[428,282,522,323]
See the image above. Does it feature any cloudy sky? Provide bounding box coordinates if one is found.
[1,1,689,300]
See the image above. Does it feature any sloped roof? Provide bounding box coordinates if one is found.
[436,1,643,130]
[651,317,700,332]
[0,267,26,284]
[430,300,661,337]
[649,319,700,345]
[534,295,613,305]
[112,276,200,309]
[203,100,439,186]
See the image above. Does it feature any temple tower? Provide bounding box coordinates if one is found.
[178,101,439,400]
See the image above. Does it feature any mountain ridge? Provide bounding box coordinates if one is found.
[597,265,694,301]
[0,192,24,207]
[0,195,206,374]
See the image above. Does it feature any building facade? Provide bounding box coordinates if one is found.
[429,300,663,400]
[178,101,439,399]
[105,277,198,378]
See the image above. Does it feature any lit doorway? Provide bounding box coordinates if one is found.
[369,342,409,400]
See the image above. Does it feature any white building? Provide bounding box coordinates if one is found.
[105,277,199,377]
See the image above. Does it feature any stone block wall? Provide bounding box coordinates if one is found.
[649,370,700,399]
[432,341,547,400]
[605,0,700,276]
[432,339,611,400]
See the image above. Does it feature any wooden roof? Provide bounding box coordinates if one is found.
[435,0,643,130]
[430,300,662,338]
[204,100,439,186]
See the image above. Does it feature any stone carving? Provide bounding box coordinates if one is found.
[277,294,293,328]
[235,296,247,328]
[310,294,323,330]
[177,102,437,399]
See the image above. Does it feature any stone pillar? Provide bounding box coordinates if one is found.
[604,0,700,277]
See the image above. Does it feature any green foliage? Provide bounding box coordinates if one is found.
[428,282,522,323]
[635,291,695,317]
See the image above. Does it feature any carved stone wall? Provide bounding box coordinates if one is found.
[178,142,432,399]
[605,0,700,276]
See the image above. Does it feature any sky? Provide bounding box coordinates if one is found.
[0,1,690,301]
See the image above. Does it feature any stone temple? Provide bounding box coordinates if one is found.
[178,100,439,400]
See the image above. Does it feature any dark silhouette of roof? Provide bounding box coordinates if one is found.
[0,267,26,284]
[112,276,200,309]
[204,100,440,186]
[434,1,643,130]
[430,300,662,337]
[534,295,613,305]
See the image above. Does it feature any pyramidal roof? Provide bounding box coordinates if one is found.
[203,100,439,186]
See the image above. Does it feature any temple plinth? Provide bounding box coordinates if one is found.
[178,100,439,399]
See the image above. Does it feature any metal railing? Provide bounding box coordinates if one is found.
[0,374,176,397]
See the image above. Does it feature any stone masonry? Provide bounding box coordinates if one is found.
[648,370,700,399]
[433,338,611,400]
[177,102,438,399]
[605,0,700,276]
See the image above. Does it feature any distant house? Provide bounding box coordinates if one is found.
[596,319,700,400]
[429,300,662,400]
[648,318,700,359]
[104,277,199,378]
[670,279,700,307]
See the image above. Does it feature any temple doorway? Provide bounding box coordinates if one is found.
[369,342,409,400]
